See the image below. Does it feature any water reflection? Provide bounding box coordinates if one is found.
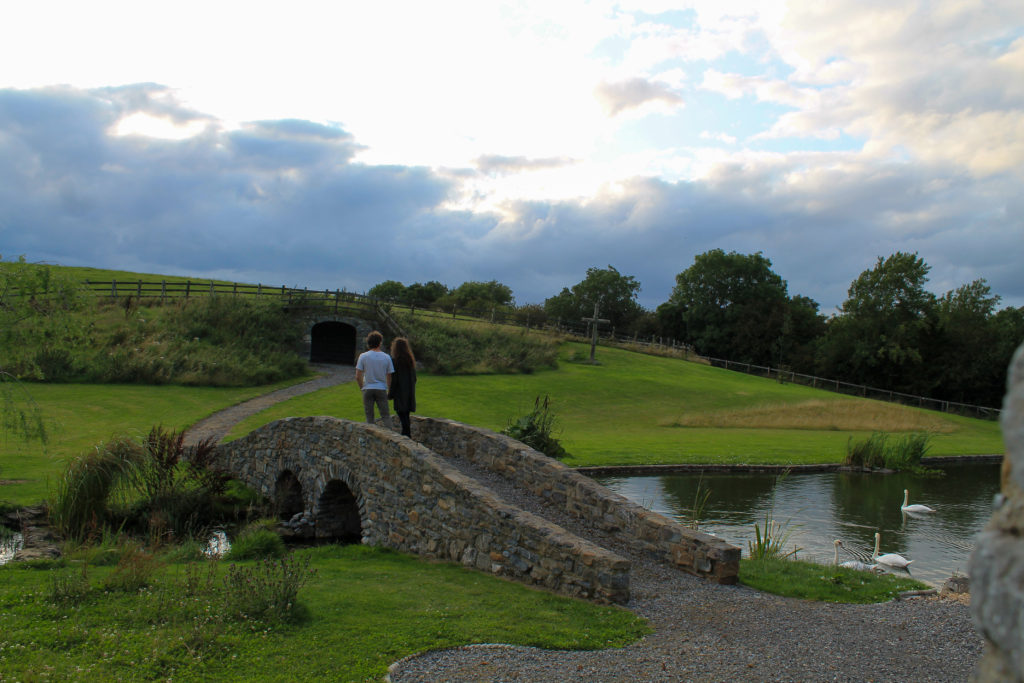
[595,463,1000,587]
[0,532,24,565]
[204,530,231,558]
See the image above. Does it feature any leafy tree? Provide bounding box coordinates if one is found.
[367,280,407,301]
[818,252,936,392]
[404,281,448,307]
[442,280,514,311]
[659,250,807,365]
[930,279,1003,405]
[544,265,643,332]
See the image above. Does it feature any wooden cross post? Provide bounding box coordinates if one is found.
[581,300,610,363]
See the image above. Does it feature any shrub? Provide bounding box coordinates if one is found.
[502,394,570,460]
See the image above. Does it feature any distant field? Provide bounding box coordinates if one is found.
[226,342,1005,467]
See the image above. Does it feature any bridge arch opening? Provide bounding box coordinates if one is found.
[274,470,304,521]
[310,321,357,365]
[316,479,362,543]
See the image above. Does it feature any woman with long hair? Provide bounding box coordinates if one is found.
[388,337,417,437]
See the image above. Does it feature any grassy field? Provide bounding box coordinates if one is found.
[226,342,1004,466]
[0,378,306,505]
[0,545,648,682]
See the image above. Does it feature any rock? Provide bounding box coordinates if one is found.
[943,575,970,595]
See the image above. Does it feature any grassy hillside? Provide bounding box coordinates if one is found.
[227,342,1004,466]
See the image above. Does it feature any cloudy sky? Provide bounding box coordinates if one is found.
[1,0,1022,313]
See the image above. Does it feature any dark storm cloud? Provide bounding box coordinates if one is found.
[1,85,1021,314]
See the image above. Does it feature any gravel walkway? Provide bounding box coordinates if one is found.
[183,363,355,446]
[388,455,983,683]
[180,369,983,681]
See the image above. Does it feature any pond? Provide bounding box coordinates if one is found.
[594,462,1001,587]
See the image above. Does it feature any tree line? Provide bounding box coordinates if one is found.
[369,250,1023,408]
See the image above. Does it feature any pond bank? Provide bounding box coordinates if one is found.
[574,453,1004,477]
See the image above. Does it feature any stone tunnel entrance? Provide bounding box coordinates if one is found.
[310,321,357,364]
[316,479,362,543]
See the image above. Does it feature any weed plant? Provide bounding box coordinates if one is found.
[223,554,315,621]
[502,394,570,460]
[747,472,802,561]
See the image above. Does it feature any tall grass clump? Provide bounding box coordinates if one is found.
[395,313,559,374]
[844,432,934,471]
[502,394,570,460]
[747,472,801,561]
[50,436,141,540]
[51,426,234,542]
[844,432,889,469]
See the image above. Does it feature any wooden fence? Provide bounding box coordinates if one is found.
[81,278,1000,419]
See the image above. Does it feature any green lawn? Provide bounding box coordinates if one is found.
[226,342,1005,466]
[0,378,306,505]
[0,545,648,682]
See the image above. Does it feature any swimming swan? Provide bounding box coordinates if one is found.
[901,489,935,513]
[872,532,913,569]
[833,540,878,572]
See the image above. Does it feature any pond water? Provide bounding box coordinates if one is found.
[594,463,1001,587]
[1,532,24,564]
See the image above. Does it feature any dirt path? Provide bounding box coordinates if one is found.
[183,364,355,446]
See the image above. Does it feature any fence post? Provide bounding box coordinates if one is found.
[257,284,262,297]
[161,280,166,303]
[110,279,117,299]
[137,280,142,298]
[185,281,191,299]
[233,282,237,297]
[209,281,215,295]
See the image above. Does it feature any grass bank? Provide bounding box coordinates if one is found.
[0,545,648,682]
[226,343,1003,466]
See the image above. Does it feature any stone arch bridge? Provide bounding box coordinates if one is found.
[212,415,739,604]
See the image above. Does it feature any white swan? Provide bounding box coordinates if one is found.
[833,540,878,572]
[901,489,935,513]
[872,532,913,569]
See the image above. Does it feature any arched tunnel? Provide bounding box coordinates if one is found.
[310,320,357,364]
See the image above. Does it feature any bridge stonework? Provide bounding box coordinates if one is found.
[212,415,739,604]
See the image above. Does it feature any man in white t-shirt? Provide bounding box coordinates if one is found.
[355,330,394,424]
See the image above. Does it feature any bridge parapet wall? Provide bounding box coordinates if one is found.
[412,416,740,584]
[214,416,631,603]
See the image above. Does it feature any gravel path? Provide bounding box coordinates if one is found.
[388,455,983,683]
[180,369,983,681]
[183,363,355,446]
